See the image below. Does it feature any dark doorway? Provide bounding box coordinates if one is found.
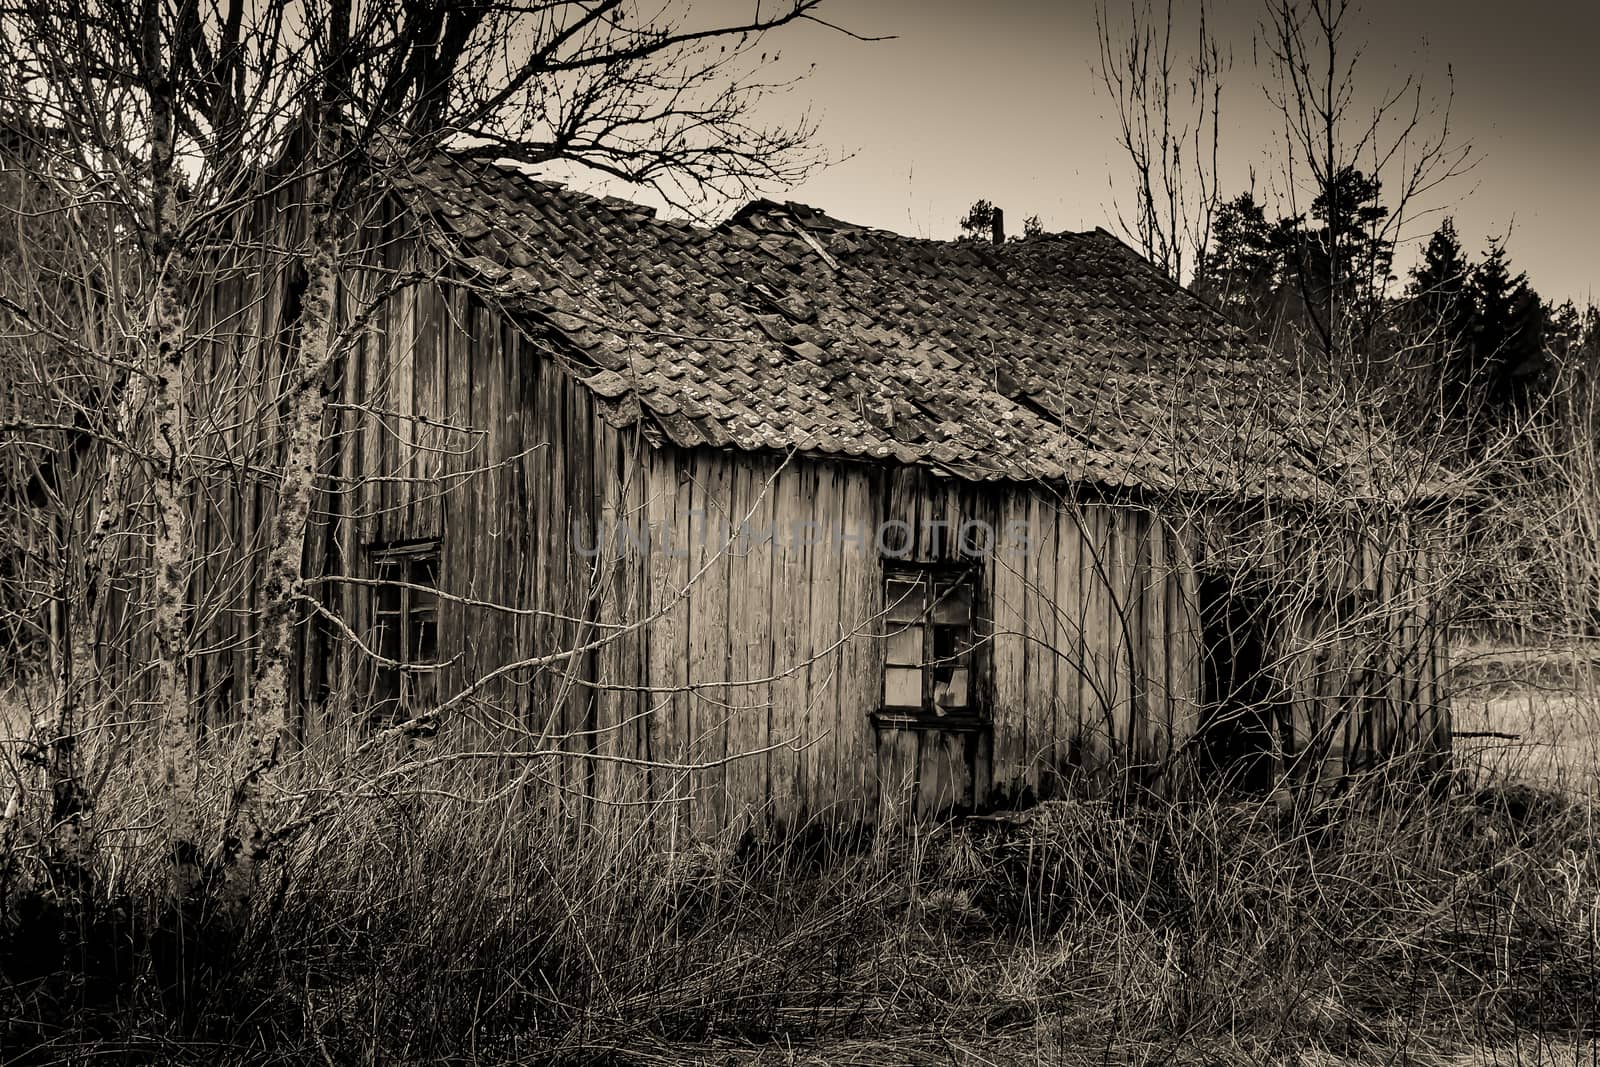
[1196,573,1279,791]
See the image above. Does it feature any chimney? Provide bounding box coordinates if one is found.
[991,206,1005,245]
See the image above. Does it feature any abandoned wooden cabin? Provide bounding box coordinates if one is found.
[183,150,1453,828]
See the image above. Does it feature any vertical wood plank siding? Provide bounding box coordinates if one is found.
[186,213,1453,829]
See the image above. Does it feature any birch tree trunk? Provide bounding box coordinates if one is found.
[148,273,199,871]
[224,158,344,896]
[144,11,201,882]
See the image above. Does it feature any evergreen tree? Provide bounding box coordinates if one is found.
[958,199,998,242]
[1195,173,1394,368]
[1405,218,1477,417]
[1548,300,1600,443]
[956,200,1042,243]
[1544,299,1596,369]
[1471,240,1548,418]
[1195,189,1561,452]
[1285,167,1394,367]
[1192,192,1287,341]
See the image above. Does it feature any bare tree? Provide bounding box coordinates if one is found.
[1259,0,1474,374]
[1094,0,1229,283]
[0,0,845,894]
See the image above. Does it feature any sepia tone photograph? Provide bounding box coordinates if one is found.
[0,0,1596,1062]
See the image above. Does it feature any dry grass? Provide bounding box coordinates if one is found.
[2,705,1598,1065]
[3,626,1599,1065]
[1451,641,1600,793]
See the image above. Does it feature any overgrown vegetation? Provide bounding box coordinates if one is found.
[2,737,1597,1064]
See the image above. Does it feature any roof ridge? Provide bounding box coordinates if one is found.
[1082,226,1258,344]
[723,197,870,238]
[434,152,685,226]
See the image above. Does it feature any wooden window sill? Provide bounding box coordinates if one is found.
[872,710,988,733]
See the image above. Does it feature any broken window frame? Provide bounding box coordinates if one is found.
[877,561,981,729]
[368,539,441,723]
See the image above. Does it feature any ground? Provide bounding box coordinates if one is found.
[1450,639,1600,792]
[3,643,1597,1064]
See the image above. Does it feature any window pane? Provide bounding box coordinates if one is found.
[880,564,977,719]
[369,542,441,723]
[884,667,922,708]
[933,581,971,624]
[377,580,402,621]
[885,577,927,623]
[886,624,923,666]
[410,612,438,663]
[375,612,401,662]
[933,623,968,665]
[935,667,969,711]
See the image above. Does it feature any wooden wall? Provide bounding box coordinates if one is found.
[189,217,1452,829]
[583,451,1210,829]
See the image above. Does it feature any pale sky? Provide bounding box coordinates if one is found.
[571,0,1597,305]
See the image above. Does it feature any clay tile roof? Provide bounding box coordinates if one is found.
[388,150,1405,499]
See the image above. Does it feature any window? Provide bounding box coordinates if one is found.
[369,540,440,721]
[880,563,977,724]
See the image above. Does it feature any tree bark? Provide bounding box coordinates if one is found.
[148,274,199,867]
[225,157,344,897]
[145,4,201,878]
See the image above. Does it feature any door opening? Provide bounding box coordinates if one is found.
[1196,573,1280,791]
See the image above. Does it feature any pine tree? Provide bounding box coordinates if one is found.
[1195,173,1395,368]
[958,199,998,243]
[956,200,1041,243]
[1286,167,1394,367]
[1552,302,1600,443]
[1544,299,1595,369]
[1191,192,1296,346]
[1472,241,1548,419]
[1405,218,1477,417]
